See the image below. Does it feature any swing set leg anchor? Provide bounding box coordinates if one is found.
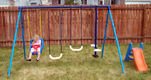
[92,55,99,58]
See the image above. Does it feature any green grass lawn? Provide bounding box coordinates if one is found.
[0,43,151,80]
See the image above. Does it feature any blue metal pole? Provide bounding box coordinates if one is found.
[70,6,71,45]
[20,9,26,59]
[81,6,82,45]
[106,36,115,39]
[93,6,99,57]
[95,6,97,56]
[15,36,23,41]
[101,11,110,58]
[18,5,111,9]
[60,10,62,53]
[109,9,125,73]
[8,9,21,76]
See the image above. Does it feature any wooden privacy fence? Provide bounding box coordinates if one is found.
[0,4,151,47]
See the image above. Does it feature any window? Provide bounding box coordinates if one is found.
[58,0,61,4]
[111,0,116,5]
[14,0,19,1]
[29,0,37,1]
[81,0,87,4]
[100,1,102,4]
[31,3,37,5]
[98,0,104,5]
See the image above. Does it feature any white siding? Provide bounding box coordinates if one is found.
[0,0,9,2]
[42,0,48,4]
[94,0,98,5]
[125,2,150,4]
[87,0,100,5]
[87,0,94,5]
[61,0,64,4]
[125,0,151,4]
[75,0,81,4]
[126,0,150,1]
[115,0,120,4]
[15,0,28,6]
[0,0,10,7]
[41,0,52,5]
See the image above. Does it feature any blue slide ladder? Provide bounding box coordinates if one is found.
[124,42,143,61]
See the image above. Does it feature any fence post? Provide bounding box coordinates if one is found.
[143,5,147,43]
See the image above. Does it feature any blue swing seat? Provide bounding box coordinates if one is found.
[29,38,44,55]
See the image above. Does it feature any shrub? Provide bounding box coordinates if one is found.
[64,0,79,5]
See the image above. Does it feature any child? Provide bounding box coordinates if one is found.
[26,34,41,61]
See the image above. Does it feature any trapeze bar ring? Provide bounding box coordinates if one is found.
[69,45,83,51]
[49,53,63,60]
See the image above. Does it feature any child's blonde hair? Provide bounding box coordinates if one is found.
[33,34,39,41]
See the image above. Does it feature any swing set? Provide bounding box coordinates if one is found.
[8,5,125,77]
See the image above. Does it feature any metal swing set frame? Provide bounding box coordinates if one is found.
[8,5,125,77]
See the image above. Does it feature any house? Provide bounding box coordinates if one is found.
[51,0,122,5]
[0,0,150,7]
[125,0,151,4]
[79,0,151,5]
[15,0,30,6]
[28,0,42,5]
[28,0,53,5]
[0,0,35,7]
[0,0,14,7]
[0,0,49,7]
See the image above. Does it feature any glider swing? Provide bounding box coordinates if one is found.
[69,6,83,51]
[48,10,62,59]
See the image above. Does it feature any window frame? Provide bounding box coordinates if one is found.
[81,0,87,4]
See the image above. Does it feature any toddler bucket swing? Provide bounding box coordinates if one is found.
[29,38,44,55]
[27,9,44,55]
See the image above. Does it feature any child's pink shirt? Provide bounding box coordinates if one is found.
[34,39,41,44]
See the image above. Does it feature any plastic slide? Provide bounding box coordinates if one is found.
[132,48,148,71]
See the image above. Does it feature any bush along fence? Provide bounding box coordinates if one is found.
[0,4,151,47]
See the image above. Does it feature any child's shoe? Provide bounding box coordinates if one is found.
[26,59,31,61]
[36,59,39,61]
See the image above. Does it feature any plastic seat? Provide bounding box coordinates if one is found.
[29,38,44,55]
